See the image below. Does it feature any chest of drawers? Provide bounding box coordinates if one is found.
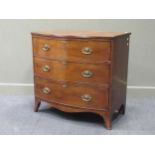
[32,31,131,130]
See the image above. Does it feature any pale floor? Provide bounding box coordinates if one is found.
[0,94,155,135]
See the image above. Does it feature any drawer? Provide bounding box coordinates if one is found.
[35,77,109,110]
[32,37,111,63]
[34,57,110,84]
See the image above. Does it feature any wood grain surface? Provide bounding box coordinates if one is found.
[33,37,111,63]
[32,31,131,130]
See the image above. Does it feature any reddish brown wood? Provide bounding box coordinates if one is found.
[32,31,131,39]
[32,37,111,63]
[34,57,110,85]
[110,35,130,116]
[34,97,41,112]
[33,98,112,129]
[32,31,131,130]
[102,112,112,130]
[35,77,109,110]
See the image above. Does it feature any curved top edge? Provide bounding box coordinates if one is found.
[31,31,131,39]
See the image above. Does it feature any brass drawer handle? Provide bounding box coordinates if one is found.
[81,47,92,55]
[42,65,50,72]
[81,94,92,102]
[42,87,50,94]
[81,70,93,78]
[42,44,50,51]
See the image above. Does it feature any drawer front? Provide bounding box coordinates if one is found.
[35,77,109,110]
[32,37,111,63]
[34,57,110,84]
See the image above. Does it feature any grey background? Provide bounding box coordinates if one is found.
[0,19,154,87]
[0,20,154,135]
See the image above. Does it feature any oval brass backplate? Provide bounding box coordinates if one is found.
[42,65,50,72]
[42,87,50,94]
[81,94,92,102]
[42,44,50,51]
[81,47,92,55]
[81,70,93,78]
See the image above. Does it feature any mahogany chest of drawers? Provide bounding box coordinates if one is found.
[32,31,131,130]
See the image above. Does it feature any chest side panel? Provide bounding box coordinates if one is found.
[110,35,130,114]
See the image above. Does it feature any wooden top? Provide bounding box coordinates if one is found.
[31,30,131,39]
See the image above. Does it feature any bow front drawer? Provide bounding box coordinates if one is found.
[32,37,111,63]
[34,57,110,84]
[35,77,109,110]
